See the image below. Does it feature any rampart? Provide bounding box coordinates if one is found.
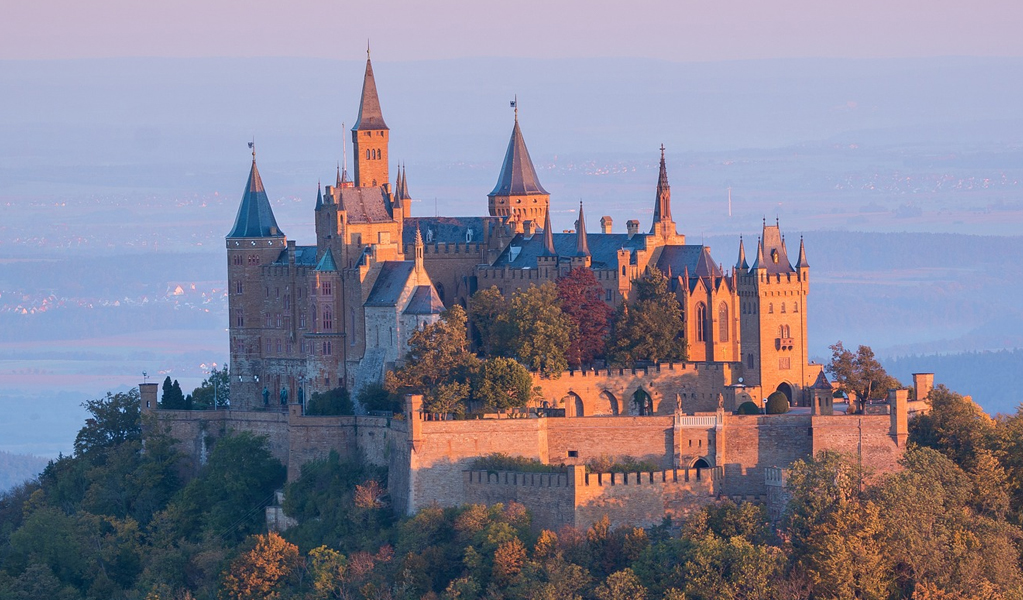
[464,465,718,531]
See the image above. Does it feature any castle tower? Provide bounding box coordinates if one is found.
[650,145,684,244]
[226,151,289,410]
[488,108,549,222]
[737,220,810,405]
[352,51,389,189]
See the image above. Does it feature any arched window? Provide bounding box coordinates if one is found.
[718,302,729,342]
[696,303,707,342]
[768,303,774,314]
[781,302,786,313]
[322,307,332,331]
[793,301,799,313]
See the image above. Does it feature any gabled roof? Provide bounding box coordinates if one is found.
[404,285,445,315]
[316,249,338,272]
[336,187,394,224]
[353,57,388,131]
[489,119,548,197]
[694,246,723,278]
[227,159,285,238]
[365,261,416,307]
[403,216,501,245]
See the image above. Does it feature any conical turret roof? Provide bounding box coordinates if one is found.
[489,118,548,197]
[796,236,809,269]
[575,202,590,257]
[736,236,749,270]
[227,158,284,238]
[540,206,556,256]
[353,56,388,131]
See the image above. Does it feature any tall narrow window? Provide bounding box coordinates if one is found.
[718,302,729,342]
[235,309,244,327]
[322,282,332,296]
[696,303,707,342]
[768,303,774,314]
[323,307,333,331]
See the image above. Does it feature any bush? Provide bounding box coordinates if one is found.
[766,392,790,414]
[586,454,660,473]
[736,401,761,415]
[471,453,563,473]
[358,383,400,414]
[306,387,354,416]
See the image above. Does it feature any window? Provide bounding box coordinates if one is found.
[299,312,306,328]
[265,314,272,328]
[265,338,272,353]
[323,307,333,331]
[718,302,729,342]
[567,450,579,458]
[606,289,613,301]
[275,339,281,353]
[284,316,291,330]
[247,254,260,266]
[366,149,370,160]
[284,295,290,309]
[286,341,293,355]
[747,353,754,368]
[793,301,799,313]
[781,302,786,313]
[235,309,244,327]
[276,313,282,328]
[233,255,242,266]
[768,303,774,314]
[322,282,332,296]
[275,287,279,299]
[696,303,707,342]
[323,341,332,356]
[235,281,243,294]
[779,357,791,370]
[622,266,627,276]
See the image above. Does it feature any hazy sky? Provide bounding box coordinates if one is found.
[3,0,1021,61]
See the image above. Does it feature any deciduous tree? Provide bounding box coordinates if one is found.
[508,283,575,378]
[826,342,900,413]
[468,286,514,357]
[219,532,299,600]
[556,268,612,367]
[472,357,538,412]
[607,267,686,366]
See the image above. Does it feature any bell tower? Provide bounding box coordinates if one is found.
[352,49,389,189]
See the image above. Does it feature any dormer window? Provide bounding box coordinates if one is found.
[771,249,779,263]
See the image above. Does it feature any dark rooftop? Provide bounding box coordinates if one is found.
[353,57,388,131]
[338,187,394,224]
[226,160,284,239]
[365,261,415,307]
[489,119,548,197]
[404,285,445,315]
[404,216,502,245]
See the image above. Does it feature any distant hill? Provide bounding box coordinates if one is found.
[884,349,1023,416]
[0,451,49,493]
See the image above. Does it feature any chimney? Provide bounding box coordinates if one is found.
[523,220,536,236]
[912,373,934,402]
[600,216,613,234]
[626,219,640,238]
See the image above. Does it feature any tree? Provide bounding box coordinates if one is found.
[219,532,300,600]
[910,385,995,471]
[595,568,647,600]
[556,268,612,367]
[190,366,230,410]
[607,267,686,367]
[160,377,187,410]
[74,389,142,457]
[473,357,538,412]
[305,387,354,416]
[468,286,515,357]
[826,342,900,413]
[385,305,480,414]
[357,382,400,414]
[765,391,789,414]
[508,283,576,378]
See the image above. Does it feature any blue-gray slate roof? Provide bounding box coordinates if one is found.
[404,285,445,315]
[227,160,284,238]
[365,261,415,307]
[403,216,502,245]
[316,249,338,272]
[273,245,318,266]
[492,231,650,270]
[489,120,548,197]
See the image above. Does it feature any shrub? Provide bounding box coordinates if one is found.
[306,387,354,416]
[737,401,761,415]
[471,453,563,473]
[766,392,790,414]
[586,454,660,473]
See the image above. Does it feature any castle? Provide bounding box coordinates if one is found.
[147,54,921,531]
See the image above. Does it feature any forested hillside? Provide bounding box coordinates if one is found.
[3,385,1023,598]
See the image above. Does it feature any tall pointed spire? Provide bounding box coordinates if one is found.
[490,119,548,197]
[336,162,342,188]
[751,237,766,270]
[227,153,284,238]
[650,144,677,237]
[400,164,410,199]
[736,236,749,270]
[315,180,323,210]
[796,236,809,269]
[413,224,425,269]
[392,167,404,212]
[540,206,556,256]
[353,52,388,131]
[575,202,590,257]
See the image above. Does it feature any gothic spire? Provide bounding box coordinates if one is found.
[315,180,323,210]
[400,164,411,199]
[650,144,676,236]
[392,168,403,211]
[575,202,590,257]
[227,155,284,238]
[796,236,809,269]
[540,206,556,256]
[736,236,749,270]
[751,237,766,270]
[336,162,342,188]
[489,117,548,197]
[353,54,388,131]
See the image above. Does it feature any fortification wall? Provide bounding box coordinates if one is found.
[811,415,903,477]
[387,418,412,515]
[408,418,547,513]
[718,414,813,499]
[532,362,740,417]
[464,470,577,532]
[574,468,718,530]
[545,417,675,468]
[149,409,291,474]
[286,415,358,481]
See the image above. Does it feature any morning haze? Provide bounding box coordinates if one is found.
[1,3,1021,454]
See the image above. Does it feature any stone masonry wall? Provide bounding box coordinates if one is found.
[718,414,814,499]
[463,470,577,532]
[546,417,675,468]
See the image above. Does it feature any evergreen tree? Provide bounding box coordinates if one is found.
[556,268,612,367]
[468,286,515,357]
[159,376,187,410]
[607,267,686,366]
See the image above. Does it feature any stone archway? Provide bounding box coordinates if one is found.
[776,382,793,405]
[632,388,652,416]
[692,457,711,480]
[563,392,584,417]
[593,391,619,416]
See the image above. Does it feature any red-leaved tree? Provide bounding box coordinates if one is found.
[557,268,613,368]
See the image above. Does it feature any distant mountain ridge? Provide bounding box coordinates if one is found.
[0,451,48,493]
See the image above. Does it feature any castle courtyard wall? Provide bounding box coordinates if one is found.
[718,414,814,499]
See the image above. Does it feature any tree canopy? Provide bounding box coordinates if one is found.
[826,341,901,413]
[607,267,687,367]
[556,268,613,368]
[508,282,576,378]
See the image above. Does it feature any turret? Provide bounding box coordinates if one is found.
[352,49,389,188]
[796,236,809,281]
[488,106,549,222]
[735,236,749,273]
[571,202,592,269]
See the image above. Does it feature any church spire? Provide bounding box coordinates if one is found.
[353,53,387,131]
[336,162,342,188]
[575,202,590,257]
[315,180,323,210]
[650,144,677,237]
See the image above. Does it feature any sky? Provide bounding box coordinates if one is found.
[3,0,1022,61]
